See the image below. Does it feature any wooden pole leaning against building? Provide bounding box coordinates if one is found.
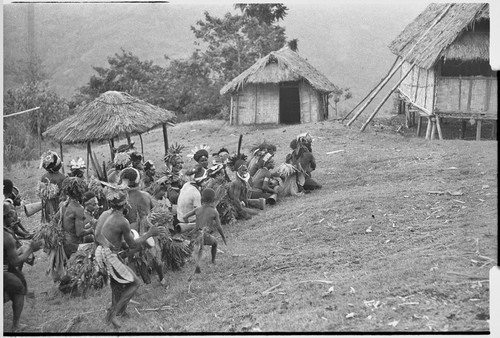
[360,64,415,132]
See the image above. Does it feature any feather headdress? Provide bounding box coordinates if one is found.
[187,144,211,162]
[113,152,131,168]
[251,141,277,156]
[68,157,86,171]
[39,150,62,171]
[226,153,248,172]
[163,143,185,166]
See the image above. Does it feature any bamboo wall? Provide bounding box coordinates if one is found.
[399,61,435,114]
[435,76,498,117]
[232,82,327,125]
[233,83,280,125]
[299,82,325,123]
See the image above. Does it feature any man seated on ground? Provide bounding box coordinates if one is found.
[249,153,281,204]
[182,188,227,274]
[286,132,322,192]
[227,156,261,220]
[94,185,163,329]
[185,147,210,180]
[120,167,155,233]
[142,160,157,190]
[3,205,43,332]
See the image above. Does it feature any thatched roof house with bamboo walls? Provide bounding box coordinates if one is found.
[389,3,496,140]
[220,45,338,125]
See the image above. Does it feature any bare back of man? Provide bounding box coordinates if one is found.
[183,195,227,274]
[125,188,154,232]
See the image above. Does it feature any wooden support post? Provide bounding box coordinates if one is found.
[162,123,169,155]
[254,85,258,124]
[126,133,132,146]
[491,121,497,139]
[430,117,436,141]
[86,142,91,179]
[37,110,42,157]
[139,134,144,160]
[59,143,65,174]
[425,117,432,140]
[229,95,233,126]
[417,115,423,137]
[435,116,443,140]
[458,76,462,111]
[460,120,467,140]
[109,139,115,161]
[467,78,473,112]
[361,64,415,132]
[476,120,482,141]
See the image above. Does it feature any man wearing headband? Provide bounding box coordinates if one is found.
[95,185,162,329]
[176,170,210,224]
[286,132,322,192]
[4,180,33,239]
[68,157,86,179]
[228,159,259,220]
[107,152,131,185]
[119,168,155,232]
[39,150,67,223]
[185,148,209,179]
[162,144,188,205]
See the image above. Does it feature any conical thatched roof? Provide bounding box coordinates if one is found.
[220,46,338,95]
[43,91,176,144]
[388,3,489,69]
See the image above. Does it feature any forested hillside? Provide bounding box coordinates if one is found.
[3,2,427,111]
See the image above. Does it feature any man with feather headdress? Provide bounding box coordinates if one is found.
[185,144,211,180]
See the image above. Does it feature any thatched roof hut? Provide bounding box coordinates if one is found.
[220,45,338,125]
[43,91,177,177]
[388,3,496,140]
[389,3,489,69]
[43,91,176,144]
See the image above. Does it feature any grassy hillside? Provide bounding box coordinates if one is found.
[3,2,428,113]
[3,117,496,333]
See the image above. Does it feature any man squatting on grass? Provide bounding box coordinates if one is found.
[182,188,227,274]
[94,186,164,328]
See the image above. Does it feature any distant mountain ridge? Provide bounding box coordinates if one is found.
[3,2,428,111]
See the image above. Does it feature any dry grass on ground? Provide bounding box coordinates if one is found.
[3,116,497,333]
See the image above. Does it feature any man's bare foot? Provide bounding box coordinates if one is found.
[12,323,28,332]
[105,309,121,329]
[117,311,130,318]
[194,266,201,273]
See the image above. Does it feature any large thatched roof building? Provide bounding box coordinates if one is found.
[220,45,338,125]
[389,3,496,140]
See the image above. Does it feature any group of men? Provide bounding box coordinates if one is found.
[3,131,321,331]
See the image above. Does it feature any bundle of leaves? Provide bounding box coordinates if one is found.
[37,180,60,200]
[33,220,64,250]
[158,236,193,271]
[148,204,193,271]
[60,243,107,296]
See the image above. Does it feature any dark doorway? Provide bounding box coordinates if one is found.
[279,83,300,124]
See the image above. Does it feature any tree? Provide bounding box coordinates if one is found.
[76,49,164,103]
[191,5,288,83]
[330,87,353,117]
[3,82,70,166]
[234,3,288,24]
